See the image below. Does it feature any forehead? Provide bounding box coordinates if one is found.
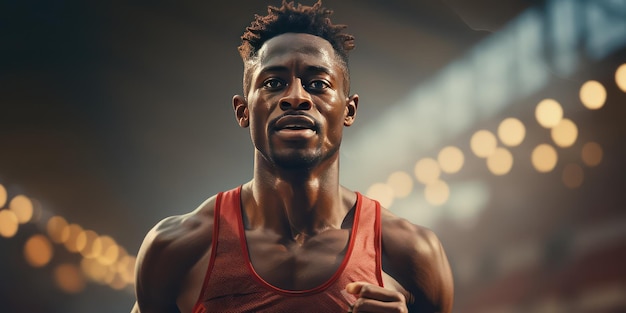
[255,33,340,70]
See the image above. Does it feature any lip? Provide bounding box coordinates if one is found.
[272,115,317,132]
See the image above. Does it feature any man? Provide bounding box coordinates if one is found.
[132,1,454,312]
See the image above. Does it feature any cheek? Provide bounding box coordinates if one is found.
[247,103,273,141]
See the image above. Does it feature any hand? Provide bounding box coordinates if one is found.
[345,282,408,313]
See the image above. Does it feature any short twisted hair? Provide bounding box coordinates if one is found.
[238,0,355,94]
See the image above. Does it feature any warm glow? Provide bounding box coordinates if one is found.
[470,130,497,158]
[366,183,394,208]
[497,118,526,147]
[387,171,413,198]
[108,248,131,289]
[616,63,626,92]
[78,230,102,259]
[108,272,128,290]
[486,147,514,176]
[551,118,578,148]
[62,224,85,253]
[118,255,137,285]
[9,195,33,224]
[95,235,120,266]
[437,146,464,174]
[532,144,558,173]
[0,184,7,208]
[581,142,603,167]
[27,198,42,223]
[414,158,441,184]
[535,98,563,128]
[0,210,19,238]
[54,263,86,294]
[579,80,606,110]
[424,180,450,206]
[103,262,118,284]
[562,163,584,189]
[81,257,109,283]
[24,234,53,267]
[47,216,69,244]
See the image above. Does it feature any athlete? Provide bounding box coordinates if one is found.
[131,1,454,312]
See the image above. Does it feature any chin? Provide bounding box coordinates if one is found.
[272,153,319,170]
[267,144,339,170]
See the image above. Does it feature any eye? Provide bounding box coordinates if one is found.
[305,80,330,91]
[262,78,285,90]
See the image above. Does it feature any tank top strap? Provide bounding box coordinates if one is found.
[349,192,384,287]
[192,186,244,312]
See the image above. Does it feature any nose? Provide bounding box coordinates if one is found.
[279,79,312,111]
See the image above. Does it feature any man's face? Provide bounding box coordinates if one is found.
[234,33,358,170]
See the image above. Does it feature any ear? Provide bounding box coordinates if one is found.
[233,95,249,128]
[344,94,358,127]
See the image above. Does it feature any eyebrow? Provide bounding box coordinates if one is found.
[259,65,334,76]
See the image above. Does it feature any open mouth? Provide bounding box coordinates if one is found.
[273,115,318,132]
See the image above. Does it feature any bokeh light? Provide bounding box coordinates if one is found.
[95,235,121,266]
[551,118,578,148]
[535,98,563,128]
[470,130,497,158]
[0,210,19,238]
[616,63,626,92]
[81,257,109,283]
[424,180,450,206]
[9,195,33,224]
[562,163,584,189]
[414,158,441,184]
[108,247,131,290]
[28,198,42,223]
[486,147,514,176]
[366,183,394,208]
[24,234,54,268]
[386,171,413,198]
[0,184,7,208]
[62,224,85,253]
[532,144,558,173]
[78,230,102,259]
[497,118,526,147]
[579,80,607,110]
[54,263,86,294]
[437,146,464,174]
[581,141,603,167]
[108,271,128,290]
[47,216,69,244]
[118,254,137,285]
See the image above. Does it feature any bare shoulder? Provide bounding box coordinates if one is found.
[133,195,217,313]
[380,208,444,259]
[380,208,454,313]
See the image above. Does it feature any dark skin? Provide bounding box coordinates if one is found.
[132,33,453,313]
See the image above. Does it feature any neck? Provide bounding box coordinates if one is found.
[243,152,351,241]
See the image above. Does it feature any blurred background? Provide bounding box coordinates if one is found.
[1,0,625,312]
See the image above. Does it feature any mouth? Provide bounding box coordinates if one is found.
[271,114,318,140]
[272,115,318,132]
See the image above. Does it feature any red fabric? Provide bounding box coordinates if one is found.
[193,186,383,313]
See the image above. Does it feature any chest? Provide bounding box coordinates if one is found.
[244,228,352,290]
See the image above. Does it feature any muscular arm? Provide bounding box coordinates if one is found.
[381,211,454,313]
[132,198,215,313]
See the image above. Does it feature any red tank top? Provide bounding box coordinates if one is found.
[192,186,384,313]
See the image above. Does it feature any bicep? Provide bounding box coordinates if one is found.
[133,222,183,313]
[134,210,214,313]
[431,235,454,313]
[382,218,454,312]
